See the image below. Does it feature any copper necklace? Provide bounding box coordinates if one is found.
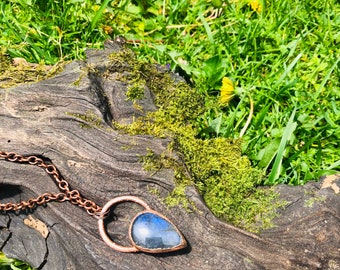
[0,150,187,253]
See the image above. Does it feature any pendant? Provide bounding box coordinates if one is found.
[98,196,187,253]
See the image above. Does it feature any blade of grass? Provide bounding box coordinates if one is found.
[214,113,223,136]
[266,107,297,184]
[198,12,214,44]
[287,132,322,162]
[325,160,340,171]
[275,53,303,87]
[223,94,247,137]
[253,103,270,130]
[313,57,340,100]
[90,0,111,32]
[239,93,254,137]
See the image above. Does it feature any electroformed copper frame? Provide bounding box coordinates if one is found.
[98,196,187,253]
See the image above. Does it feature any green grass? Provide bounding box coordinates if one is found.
[0,252,34,270]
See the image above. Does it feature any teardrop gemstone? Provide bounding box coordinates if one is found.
[130,211,186,253]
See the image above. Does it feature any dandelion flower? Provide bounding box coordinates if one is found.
[220,77,235,105]
[249,0,262,13]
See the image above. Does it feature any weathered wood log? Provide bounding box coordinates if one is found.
[0,41,339,270]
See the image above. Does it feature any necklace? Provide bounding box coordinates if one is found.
[0,151,187,253]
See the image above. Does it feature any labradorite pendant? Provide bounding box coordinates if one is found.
[98,196,187,253]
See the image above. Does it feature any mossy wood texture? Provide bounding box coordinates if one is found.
[0,42,339,270]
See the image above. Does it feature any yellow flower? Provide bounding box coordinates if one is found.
[249,0,262,13]
[220,77,235,105]
[102,25,113,35]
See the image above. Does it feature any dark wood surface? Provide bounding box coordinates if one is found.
[0,42,339,270]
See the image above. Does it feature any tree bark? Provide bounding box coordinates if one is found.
[0,41,339,270]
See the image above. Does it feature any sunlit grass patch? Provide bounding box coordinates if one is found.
[0,252,34,270]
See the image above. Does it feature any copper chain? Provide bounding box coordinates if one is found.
[0,151,103,217]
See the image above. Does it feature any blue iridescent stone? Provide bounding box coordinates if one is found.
[131,212,183,250]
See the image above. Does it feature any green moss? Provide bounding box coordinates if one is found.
[66,110,103,129]
[71,69,86,86]
[110,50,284,232]
[0,48,64,89]
[141,149,193,211]
[304,195,327,208]
[147,185,161,196]
[108,50,137,68]
[126,81,145,101]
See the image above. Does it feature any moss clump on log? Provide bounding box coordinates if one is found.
[110,49,284,232]
[0,49,63,89]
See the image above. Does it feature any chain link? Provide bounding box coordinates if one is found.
[0,150,103,217]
